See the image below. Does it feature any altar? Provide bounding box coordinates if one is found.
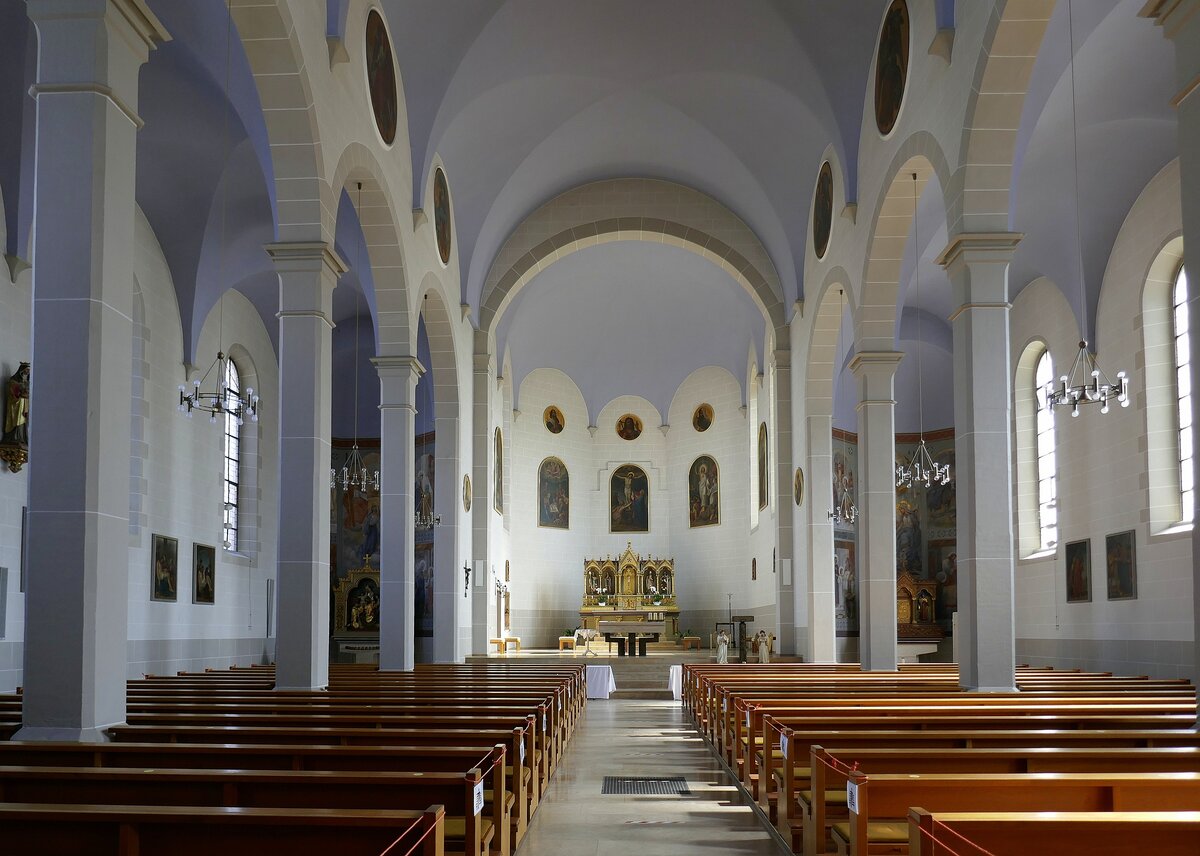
[579,542,680,640]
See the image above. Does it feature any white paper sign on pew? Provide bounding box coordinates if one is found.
[520,739,526,765]
[846,780,859,814]
[780,733,789,761]
[474,780,485,816]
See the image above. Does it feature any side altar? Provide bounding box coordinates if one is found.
[579,542,680,639]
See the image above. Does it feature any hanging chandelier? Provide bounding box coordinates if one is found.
[179,1,261,427]
[896,171,950,489]
[829,287,858,526]
[1046,0,1129,418]
[331,183,381,496]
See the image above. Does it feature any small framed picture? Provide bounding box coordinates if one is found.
[151,534,179,602]
[193,543,216,605]
[1064,539,1091,603]
[1105,530,1137,600]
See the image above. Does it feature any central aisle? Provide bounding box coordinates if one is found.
[517,698,787,855]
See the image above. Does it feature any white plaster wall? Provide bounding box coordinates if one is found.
[1009,161,1193,679]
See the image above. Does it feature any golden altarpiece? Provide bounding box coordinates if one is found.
[579,542,680,637]
[896,568,943,641]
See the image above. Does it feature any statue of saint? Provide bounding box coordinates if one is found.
[3,362,30,447]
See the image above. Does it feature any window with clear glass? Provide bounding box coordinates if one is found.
[1174,265,1193,525]
[1034,350,1058,551]
[223,358,241,551]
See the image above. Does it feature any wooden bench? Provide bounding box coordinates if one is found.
[908,808,1200,856]
[0,802,445,856]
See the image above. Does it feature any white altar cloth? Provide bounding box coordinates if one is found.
[668,664,683,700]
[586,664,617,699]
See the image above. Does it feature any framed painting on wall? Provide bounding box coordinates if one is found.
[610,464,649,533]
[757,422,769,509]
[151,533,178,602]
[1105,530,1136,600]
[493,428,504,515]
[688,455,719,528]
[1065,538,1091,603]
[193,543,216,605]
[834,538,858,636]
[538,456,570,529]
[927,538,957,618]
[415,542,434,637]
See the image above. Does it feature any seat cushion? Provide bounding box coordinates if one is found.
[798,788,847,809]
[831,820,908,844]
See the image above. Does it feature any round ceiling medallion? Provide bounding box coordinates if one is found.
[874,0,910,136]
[365,9,398,145]
[813,161,833,260]
[616,413,643,441]
[433,167,452,265]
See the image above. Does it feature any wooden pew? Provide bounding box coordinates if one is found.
[908,808,1200,856]
[0,803,445,856]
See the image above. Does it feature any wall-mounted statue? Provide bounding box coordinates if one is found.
[0,362,30,473]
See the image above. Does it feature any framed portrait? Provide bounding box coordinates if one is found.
[193,543,216,605]
[813,160,833,259]
[538,456,570,529]
[874,0,909,136]
[610,464,649,533]
[757,422,769,509]
[688,455,719,528]
[793,467,804,507]
[616,413,643,441]
[1065,539,1091,603]
[364,9,397,145]
[543,405,565,434]
[151,534,178,602]
[433,167,451,265]
[692,403,713,432]
[1105,530,1137,600]
[463,474,472,512]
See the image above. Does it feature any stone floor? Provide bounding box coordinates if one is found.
[515,698,788,855]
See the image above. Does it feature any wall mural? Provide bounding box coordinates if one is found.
[688,455,719,528]
[610,464,649,532]
[757,422,769,510]
[332,442,382,580]
[414,433,435,637]
[832,431,858,535]
[874,0,909,136]
[415,542,434,637]
[493,428,504,514]
[537,456,570,529]
[364,9,397,145]
[834,538,858,636]
[433,167,452,265]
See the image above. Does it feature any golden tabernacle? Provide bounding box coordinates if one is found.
[896,567,943,641]
[580,542,679,638]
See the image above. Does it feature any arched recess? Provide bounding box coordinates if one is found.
[225,342,265,560]
[329,142,411,353]
[229,0,328,242]
[418,280,463,662]
[477,178,787,345]
[1014,336,1053,559]
[858,135,952,352]
[950,0,1056,235]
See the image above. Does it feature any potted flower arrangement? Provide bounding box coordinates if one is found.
[646,583,663,606]
[595,585,609,607]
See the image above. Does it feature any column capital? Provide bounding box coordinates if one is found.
[372,354,426,381]
[848,350,904,378]
[935,232,1023,269]
[27,0,171,51]
[265,241,347,277]
[771,348,792,370]
[473,351,495,375]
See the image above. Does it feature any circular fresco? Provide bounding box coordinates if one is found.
[364,9,397,145]
[692,403,714,432]
[463,474,472,512]
[433,167,451,265]
[616,413,643,441]
[813,161,833,259]
[543,405,565,434]
[874,0,909,136]
[794,467,804,507]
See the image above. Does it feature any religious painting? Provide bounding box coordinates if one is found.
[462,474,472,512]
[493,428,504,514]
[333,442,383,578]
[616,413,643,441]
[757,423,769,509]
[1065,539,1092,603]
[832,440,858,533]
[793,467,804,507]
[926,448,956,531]
[538,456,570,529]
[346,574,381,633]
[874,0,909,136]
[751,558,757,581]
[692,403,713,432]
[688,455,720,528]
[415,436,435,527]
[433,167,452,265]
[928,538,957,618]
[610,464,649,533]
[192,543,216,605]
[813,160,833,259]
[896,498,922,575]
[835,539,859,636]
[415,542,434,637]
[543,405,565,434]
[364,9,397,145]
[1105,530,1137,601]
[151,534,178,602]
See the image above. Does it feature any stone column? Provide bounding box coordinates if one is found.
[16,0,168,742]
[373,354,423,671]
[806,413,837,662]
[470,341,494,655]
[266,242,345,690]
[1140,0,1200,686]
[850,351,904,671]
[772,348,796,655]
[938,233,1021,692]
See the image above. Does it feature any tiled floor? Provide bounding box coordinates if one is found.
[516,698,788,855]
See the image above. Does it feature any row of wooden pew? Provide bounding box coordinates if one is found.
[0,662,586,855]
[683,663,1200,855]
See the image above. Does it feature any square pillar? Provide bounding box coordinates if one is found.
[806,413,837,662]
[772,348,796,655]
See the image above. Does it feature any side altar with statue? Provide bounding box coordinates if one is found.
[579,542,680,640]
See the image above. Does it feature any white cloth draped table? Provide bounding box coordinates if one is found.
[585,664,617,699]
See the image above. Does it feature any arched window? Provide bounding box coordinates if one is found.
[1034,350,1058,551]
[1173,265,1193,524]
[223,358,241,551]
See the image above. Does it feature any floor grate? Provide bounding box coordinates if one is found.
[602,775,691,796]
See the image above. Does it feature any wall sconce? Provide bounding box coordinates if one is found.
[463,563,471,598]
